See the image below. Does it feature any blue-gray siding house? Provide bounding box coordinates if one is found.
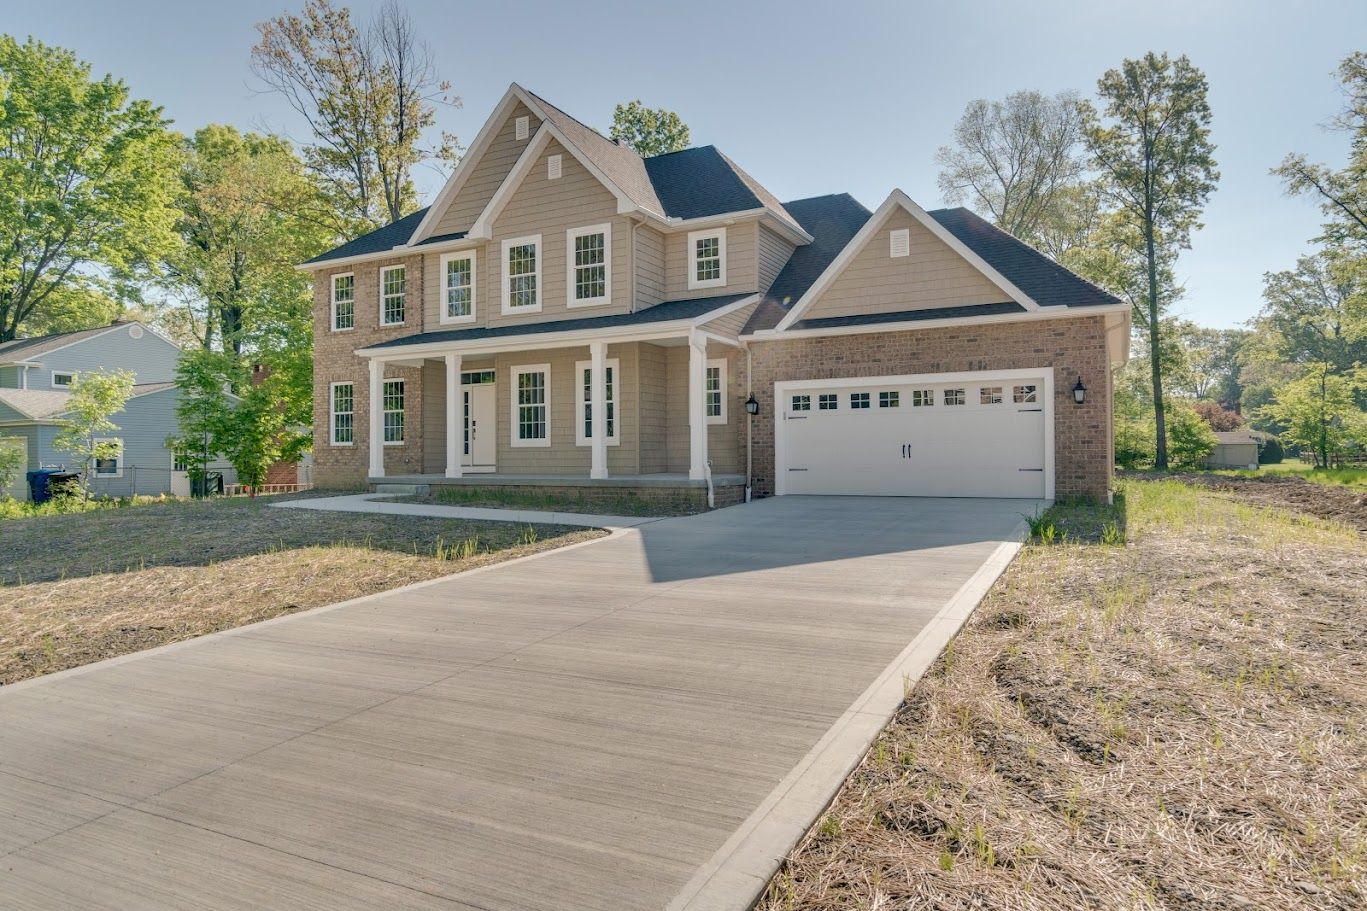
[0,320,238,498]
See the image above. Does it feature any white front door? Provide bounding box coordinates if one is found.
[463,384,496,470]
[776,370,1052,499]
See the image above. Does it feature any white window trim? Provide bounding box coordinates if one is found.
[687,227,727,290]
[330,272,355,332]
[565,223,612,309]
[378,265,407,327]
[705,358,727,425]
[329,382,354,447]
[502,235,542,314]
[574,358,621,446]
[382,378,405,446]
[510,363,551,448]
[439,251,477,325]
[93,437,123,478]
[51,370,77,388]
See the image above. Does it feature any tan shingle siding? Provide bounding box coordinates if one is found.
[635,225,666,308]
[757,224,795,293]
[430,100,541,238]
[664,220,758,300]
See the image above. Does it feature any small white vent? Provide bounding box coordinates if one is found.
[889,228,910,258]
[515,116,529,140]
[547,154,562,180]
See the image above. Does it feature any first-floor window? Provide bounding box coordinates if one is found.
[94,438,123,477]
[575,359,619,445]
[512,365,549,446]
[383,379,404,444]
[706,359,727,423]
[330,382,354,445]
[850,392,871,409]
[1013,384,1038,404]
[791,394,811,412]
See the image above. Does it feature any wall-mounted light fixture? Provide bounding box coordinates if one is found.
[745,394,759,416]
[1072,377,1087,405]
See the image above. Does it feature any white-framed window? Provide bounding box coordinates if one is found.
[889,228,910,258]
[980,386,1004,405]
[574,358,620,446]
[382,379,404,444]
[687,228,726,289]
[791,394,811,412]
[1013,384,1038,404]
[850,392,871,410]
[566,224,611,307]
[818,393,838,410]
[329,382,354,446]
[502,235,541,313]
[93,438,123,478]
[705,358,727,424]
[511,364,550,447]
[879,391,900,408]
[912,389,934,407]
[379,265,406,326]
[331,273,355,331]
[944,388,966,406]
[440,252,476,324]
[51,371,76,388]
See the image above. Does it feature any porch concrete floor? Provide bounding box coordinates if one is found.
[0,496,1033,910]
[370,471,747,489]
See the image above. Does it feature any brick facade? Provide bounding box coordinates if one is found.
[742,315,1115,501]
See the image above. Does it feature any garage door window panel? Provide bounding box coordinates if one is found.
[818,394,838,410]
[1014,384,1038,404]
[791,395,811,412]
[944,388,966,406]
[850,392,870,410]
[911,389,933,407]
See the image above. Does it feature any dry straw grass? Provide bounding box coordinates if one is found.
[0,498,602,683]
[760,479,1366,911]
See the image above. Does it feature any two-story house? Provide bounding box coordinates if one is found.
[0,319,238,498]
[302,85,1129,506]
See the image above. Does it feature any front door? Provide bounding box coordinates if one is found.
[463,383,496,470]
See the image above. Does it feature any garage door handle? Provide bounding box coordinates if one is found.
[901,443,913,458]
[787,415,807,420]
[1018,407,1043,413]
[1018,468,1044,472]
[788,467,808,472]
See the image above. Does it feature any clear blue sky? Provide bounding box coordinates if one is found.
[9,0,1364,328]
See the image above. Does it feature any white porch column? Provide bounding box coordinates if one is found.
[368,358,385,479]
[688,332,708,480]
[445,353,463,478]
[589,341,608,479]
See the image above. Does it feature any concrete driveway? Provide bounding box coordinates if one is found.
[0,496,1032,910]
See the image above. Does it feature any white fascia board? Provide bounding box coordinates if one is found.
[295,235,482,273]
[656,208,813,246]
[774,189,1044,331]
[749,301,1131,342]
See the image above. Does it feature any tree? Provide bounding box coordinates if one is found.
[1171,321,1249,404]
[169,349,237,491]
[1258,363,1367,467]
[0,36,181,342]
[609,100,690,156]
[1083,52,1219,470]
[251,0,459,231]
[53,369,135,501]
[1192,400,1243,432]
[1255,253,1365,374]
[1165,400,1218,468]
[0,438,24,497]
[936,91,1086,247]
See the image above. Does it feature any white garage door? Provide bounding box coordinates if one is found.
[777,372,1050,498]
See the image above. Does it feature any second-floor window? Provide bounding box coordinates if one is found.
[51,371,76,387]
[688,228,727,289]
[380,265,406,326]
[567,224,610,307]
[503,235,541,313]
[331,273,354,330]
[441,252,476,324]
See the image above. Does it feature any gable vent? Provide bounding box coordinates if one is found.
[889,228,910,258]
[515,116,529,140]
[547,154,562,180]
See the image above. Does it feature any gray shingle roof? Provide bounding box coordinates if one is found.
[0,324,119,361]
[362,294,752,351]
[302,208,430,265]
[0,388,72,419]
[790,302,1026,331]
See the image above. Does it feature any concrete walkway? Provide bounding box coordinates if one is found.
[273,492,660,529]
[0,496,1034,911]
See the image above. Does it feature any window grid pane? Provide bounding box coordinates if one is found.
[980,386,1003,405]
[912,389,934,407]
[818,394,838,410]
[332,384,354,444]
[696,236,721,282]
[574,233,607,301]
[879,391,899,408]
[333,275,354,329]
[1013,384,1038,404]
[580,366,616,439]
[508,243,538,308]
[791,395,811,412]
[850,392,871,409]
[382,380,404,442]
[446,258,472,317]
[518,371,547,440]
[382,268,406,324]
[705,366,722,417]
[944,388,965,406]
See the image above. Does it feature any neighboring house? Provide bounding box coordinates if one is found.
[1206,431,1261,470]
[301,84,1130,505]
[0,319,237,498]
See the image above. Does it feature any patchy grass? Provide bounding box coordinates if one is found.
[402,485,707,517]
[1213,461,1367,489]
[0,497,603,683]
[759,479,1366,911]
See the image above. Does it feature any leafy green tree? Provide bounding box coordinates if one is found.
[251,0,460,231]
[0,36,180,343]
[1254,253,1365,374]
[0,438,24,497]
[169,349,238,489]
[936,90,1086,248]
[53,369,135,500]
[609,100,690,156]
[1164,400,1218,468]
[1083,52,1219,470]
[220,376,309,494]
[1258,363,1367,467]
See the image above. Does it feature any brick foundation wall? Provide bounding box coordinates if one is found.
[416,482,746,512]
[743,315,1115,501]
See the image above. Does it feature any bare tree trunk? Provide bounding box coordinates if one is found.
[1145,217,1168,470]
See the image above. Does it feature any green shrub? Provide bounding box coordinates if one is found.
[1257,435,1285,464]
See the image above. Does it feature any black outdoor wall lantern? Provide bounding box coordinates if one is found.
[1072,376,1087,405]
[745,394,760,416]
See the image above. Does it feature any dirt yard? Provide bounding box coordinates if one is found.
[1152,471,1367,532]
[0,497,603,684]
[760,479,1366,911]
